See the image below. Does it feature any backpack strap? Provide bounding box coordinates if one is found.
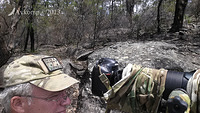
[99,73,112,90]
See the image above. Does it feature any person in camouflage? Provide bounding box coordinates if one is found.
[100,64,168,113]
[100,63,200,113]
[0,55,79,113]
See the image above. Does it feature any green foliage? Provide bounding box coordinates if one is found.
[163,0,176,13]
[184,14,192,24]
[133,14,140,21]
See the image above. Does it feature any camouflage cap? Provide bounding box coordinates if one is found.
[3,55,79,92]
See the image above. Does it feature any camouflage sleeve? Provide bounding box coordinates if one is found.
[103,64,168,113]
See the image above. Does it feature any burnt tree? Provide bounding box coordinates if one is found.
[0,37,11,68]
[24,0,37,52]
[0,17,10,67]
[157,0,163,33]
[169,0,188,32]
[126,0,135,26]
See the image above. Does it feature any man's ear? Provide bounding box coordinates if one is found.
[10,96,25,113]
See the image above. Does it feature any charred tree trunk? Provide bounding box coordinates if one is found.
[0,19,10,68]
[24,0,36,52]
[24,22,35,52]
[24,25,30,51]
[126,0,135,27]
[169,0,188,33]
[24,23,35,52]
[126,0,135,38]
[0,37,11,87]
[30,25,34,51]
[0,37,11,68]
[111,0,115,27]
[157,0,163,33]
[93,0,100,48]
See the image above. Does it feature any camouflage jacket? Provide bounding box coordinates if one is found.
[101,64,167,113]
[101,64,200,113]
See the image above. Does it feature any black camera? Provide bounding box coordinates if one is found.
[91,58,122,96]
